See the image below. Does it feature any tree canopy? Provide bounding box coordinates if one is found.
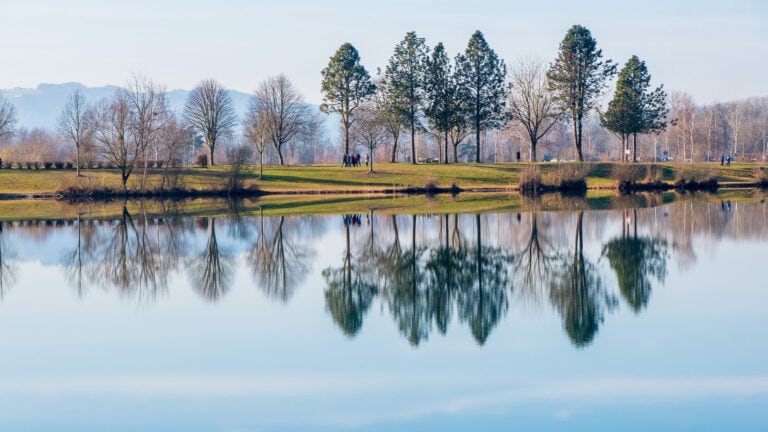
[547,25,616,161]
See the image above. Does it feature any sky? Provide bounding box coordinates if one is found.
[1,0,767,105]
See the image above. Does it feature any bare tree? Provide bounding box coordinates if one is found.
[254,74,311,165]
[243,95,270,178]
[126,74,168,190]
[724,101,744,159]
[351,102,386,172]
[0,96,16,143]
[93,89,135,191]
[508,56,560,161]
[183,78,237,166]
[669,91,695,162]
[57,89,93,176]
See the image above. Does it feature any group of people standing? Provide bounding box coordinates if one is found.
[342,153,368,167]
[720,154,732,166]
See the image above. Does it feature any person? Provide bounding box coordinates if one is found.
[364,154,369,167]
[720,154,724,166]
[726,155,731,167]
[516,151,521,162]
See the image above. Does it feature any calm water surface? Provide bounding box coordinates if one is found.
[0,197,767,431]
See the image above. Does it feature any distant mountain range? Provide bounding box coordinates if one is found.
[0,82,254,131]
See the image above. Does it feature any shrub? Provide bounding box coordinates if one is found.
[424,177,438,193]
[65,162,74,169]
[755,167,768,187]
[519,164,543,193]
[54,162,65,169]
[610,164,646,190]
[195,154,208,168]
[674,166,718,189]
[545,163,588,192]
[43,162,53,169]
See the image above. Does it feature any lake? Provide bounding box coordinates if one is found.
[0,194,767,431]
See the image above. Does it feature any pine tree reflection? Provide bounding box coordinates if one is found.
[457,214,511,345]
[602,208,668,312]
[322,214,378,337]
[549,211,616,347]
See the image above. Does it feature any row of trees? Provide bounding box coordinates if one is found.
[319,25,630,164]
[320,31,509,165]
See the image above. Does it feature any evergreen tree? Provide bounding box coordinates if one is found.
[424,42,459,164]
[455,31,508,163]
[602,55,668,162]
[320,43,376,156]
[547,25,616,161]
[384,31,429,164]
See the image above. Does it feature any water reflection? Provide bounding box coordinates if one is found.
[2,195,767,347]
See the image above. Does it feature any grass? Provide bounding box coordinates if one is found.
[0,162,765,197]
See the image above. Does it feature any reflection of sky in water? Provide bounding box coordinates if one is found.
[0,200,767,431]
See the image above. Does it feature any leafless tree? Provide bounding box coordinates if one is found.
[92,89,134,191]
[57,89,93,176]
[254,74,311,165]
[669,91,696,162]
[183,78,237,166]
[724,101,745,159]
[351,102,386,172]
[0,96,16,143]
[508,57,560,161]
[126,75,168,189]
[243,95,270,178]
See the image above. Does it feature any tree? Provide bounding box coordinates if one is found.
[455,30,508,163]
[183,78,237,166]
[508,56,560,162]
[0,96,16,143]
[424,42,460,164]
[243,95,270,179]
[547,25,616,161]
[126,75,168,190]
[373,77,407,163]
[384,31,428,164]
[602,56,668,162]
[92,89,135,191]
[189,218,234,302]
[351,102,385,173]
[254,74,312,165]
[57,89,93,176]
[320,43,376,156]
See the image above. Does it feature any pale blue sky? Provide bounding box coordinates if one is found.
[1,0,766,104]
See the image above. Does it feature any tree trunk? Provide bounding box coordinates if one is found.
[475,125,481,163]
[576,119,584,162]
[410,120,416,165]
[531,135,538,162]
[369,148,373,173]
[76,147,81,176]
[209,142,215,166]
[277,146,285,165]
[444,132,449,164]
[453,141,459,163]
[344,116,350,156]
[633,133,638,163]
[390,135,399,163]
[259,152,263,179]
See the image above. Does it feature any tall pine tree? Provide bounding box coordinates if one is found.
[602,55,668,162]
[424,42,459,164]
[547,25,615,161]
[320,43,376,156]
[455,31,508,163]
[384,31,428,164]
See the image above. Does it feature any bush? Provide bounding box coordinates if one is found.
[54,162,65,169]
[65,162,74,169]
[674,166,718,189]
[43,162,53,169]
[519,165,543,193]
[545,163,588,192]
[424,177,438,193]
[611,164,646,189]
[195,154,208,168]
[755,167,768,187]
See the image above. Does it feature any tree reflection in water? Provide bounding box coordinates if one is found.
[248,213,314,302]
[549,211,616,347]
[189,217,234,302]
[0,221,17,297]
[602,208,668,312]
[22,197,763,346]
[322,214,378,337]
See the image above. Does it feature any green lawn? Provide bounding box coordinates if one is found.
[0,162,764,196]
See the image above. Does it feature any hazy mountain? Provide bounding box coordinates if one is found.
[0,82,254,131]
